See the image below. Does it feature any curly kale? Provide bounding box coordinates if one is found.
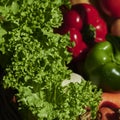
[0,0,102,120]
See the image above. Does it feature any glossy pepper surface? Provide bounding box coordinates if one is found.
[84,35,120,91]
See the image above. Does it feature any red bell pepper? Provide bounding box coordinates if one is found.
[54,3,108,59]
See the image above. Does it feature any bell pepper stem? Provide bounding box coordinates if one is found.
[107,35,120,64]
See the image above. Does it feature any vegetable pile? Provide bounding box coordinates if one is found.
[0,0,102,120]
[55,0,120,119]
[84,35,120,92]
[1,0,120,119]
[54,3,108,59]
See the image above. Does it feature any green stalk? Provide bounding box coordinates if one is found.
[108,35,120,64]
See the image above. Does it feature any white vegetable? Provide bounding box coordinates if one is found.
[62,72,84,87]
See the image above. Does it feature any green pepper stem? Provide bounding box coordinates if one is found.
[108,35,120,64]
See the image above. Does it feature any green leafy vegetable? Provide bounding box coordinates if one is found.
[0,0,102,120]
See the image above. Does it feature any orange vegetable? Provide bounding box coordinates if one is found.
[99,92,120,108]
[98,92,120,120]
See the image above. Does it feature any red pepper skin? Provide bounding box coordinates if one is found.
[93,17,108,43]
[64,9,83,30]
[98,0,120,18]
[71,3,108,44]
[81,18,107,48]
[54,8,83,35]
[54,3,108,60]
[67,28,87,58]
[71,3,100,25]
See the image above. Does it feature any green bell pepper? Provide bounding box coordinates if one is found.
[84,35,120,91]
